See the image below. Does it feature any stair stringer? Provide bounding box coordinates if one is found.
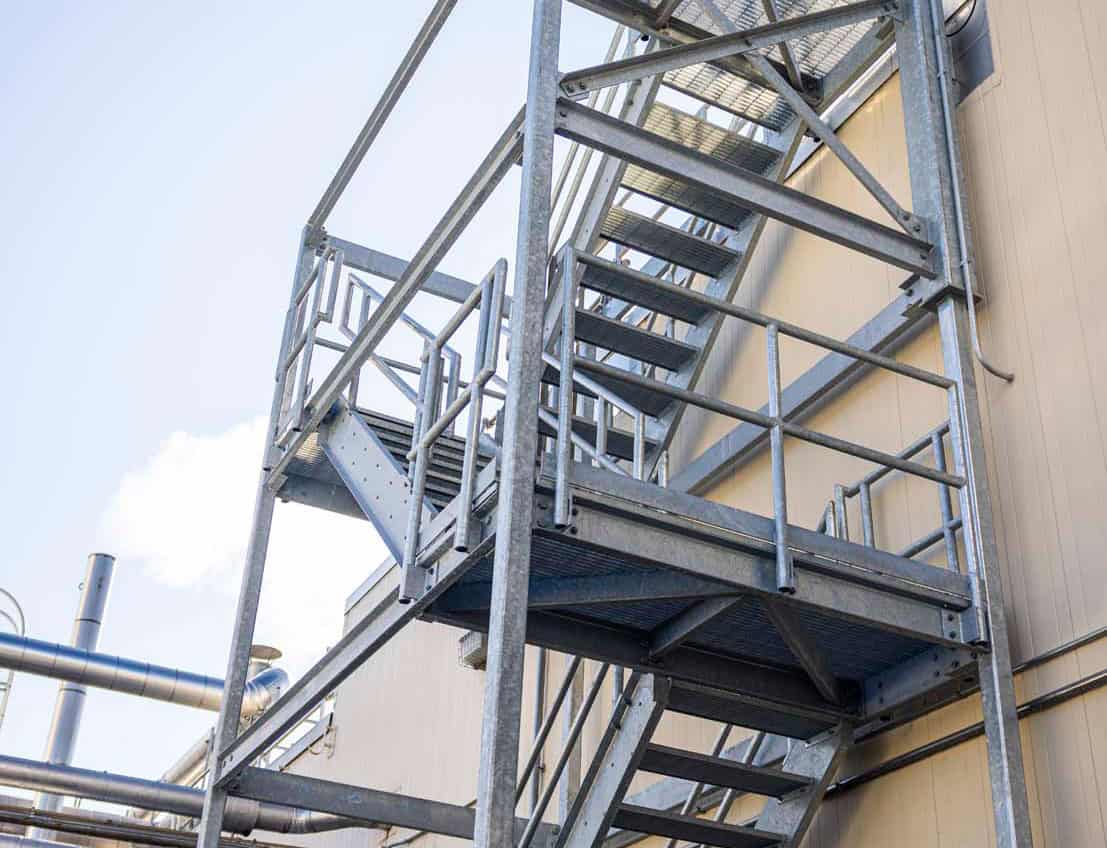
[755,723,852,846]
[317,401,434,562]
[559,674,670,848]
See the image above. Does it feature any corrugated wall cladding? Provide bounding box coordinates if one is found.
[283,2,1107,846]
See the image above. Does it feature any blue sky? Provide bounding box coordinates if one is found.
[0,1,611,787]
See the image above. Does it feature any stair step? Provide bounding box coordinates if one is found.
[575,309,698,371]
[601,207,740,277]
[612,804,782,848]
[642,103,781,173]
[541,363,675,418]
[622,103,779,227]
[663,63,793,132]
[622,165,758,230]
[667,680,840,741]
[639,744,812,798]
[577,253,715,324]
[537,412,656,462]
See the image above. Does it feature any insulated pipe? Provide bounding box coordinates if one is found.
[0,632,287,717]
[29,553,115,839]
[0,755,372,836]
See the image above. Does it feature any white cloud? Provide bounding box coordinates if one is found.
[101,417,386,678]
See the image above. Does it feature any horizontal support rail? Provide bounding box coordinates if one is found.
[560,0,895,96]
[306,0,459,230]
[230,768,557,845]
[267,109,524,485]
[554,98,935,276]
[572,356,962,488]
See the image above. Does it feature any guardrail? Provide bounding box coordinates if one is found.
[552,244,966,591]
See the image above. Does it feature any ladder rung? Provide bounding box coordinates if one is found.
[639,743,812,798]
[612,804,783,848]
[575,309,699,371]
[578,253,715,324]
[601,207,740,277]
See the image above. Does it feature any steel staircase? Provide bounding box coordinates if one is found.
[558,675,848,848]
[195,3,1036,848]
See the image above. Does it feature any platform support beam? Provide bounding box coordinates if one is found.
[473,2,562,847]
[895,1,1031,845]
[195,228,315,848]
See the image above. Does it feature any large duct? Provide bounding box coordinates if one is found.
[0,755,374,836]
[0,633,287,717]
[29,553,115,840]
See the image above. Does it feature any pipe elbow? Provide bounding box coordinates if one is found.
[240,667,289,718]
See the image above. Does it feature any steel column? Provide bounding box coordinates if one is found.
[473,1,561,846]
[895,0,1032,842]
[195,229,314,848]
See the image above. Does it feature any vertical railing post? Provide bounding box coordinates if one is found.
[195,227,315,848]
[473,0,562,846]
[766,323,793,593]
[594,397,608,468]
[402,342,442,600]
[858,481,876,547]
[455,274,494,551]
[833,483,849,541]
[445,350,462,435]
[932,430,960,572]
[555,248,577,527]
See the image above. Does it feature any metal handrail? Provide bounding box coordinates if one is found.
[400,260,508,601]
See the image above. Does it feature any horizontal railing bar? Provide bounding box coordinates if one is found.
[407,371,491,460]
[842,421,951,495]
[573,253,952,388]
[573,356,963,487]
[266,109,524,485]
[306,0,459,230]
[435,280,487,348]
[780,421,963,488]
[575,355,775,428]
[899,519,963,559]
[560,0,894,97]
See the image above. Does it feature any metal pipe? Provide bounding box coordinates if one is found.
[0,803,305,848]
[0,755,372,836]
[925,0,1013,382]
[29,554,114,839]
[0,632,287,717]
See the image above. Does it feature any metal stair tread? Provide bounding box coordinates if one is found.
[574,308,699,371]
[642,102,781,172]
[600,206,740,277]
[663,62,794,131]
[540,363,675,418]
[638,743,812,798]
[537,410,656,462]
[622,165,759,229]
[612,804,783,848]
[577,253,715,324]
[666,679,840,741]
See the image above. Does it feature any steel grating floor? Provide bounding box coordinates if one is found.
[444,530,945,685]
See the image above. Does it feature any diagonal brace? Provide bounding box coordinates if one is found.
[747,51,923,234]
